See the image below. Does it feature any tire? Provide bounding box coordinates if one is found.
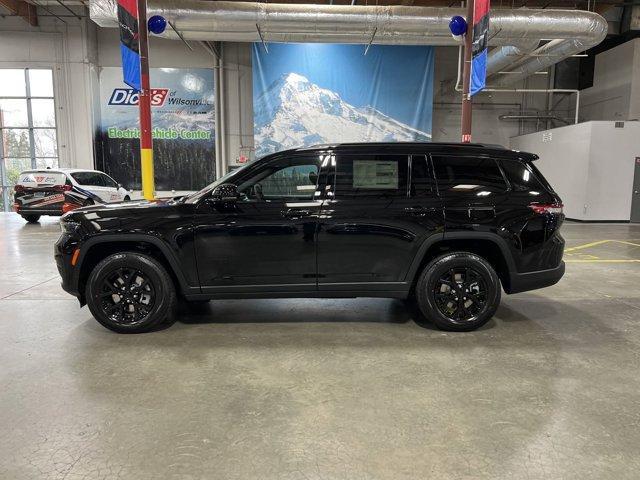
[123,195,131,202]
[21,214,40,223]
[415,252,501,332]
[85,252,177,333]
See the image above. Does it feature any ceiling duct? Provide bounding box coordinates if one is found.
[89,0,607,87]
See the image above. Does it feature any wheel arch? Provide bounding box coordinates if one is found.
[74,235,192,305]
[406,232,517,293]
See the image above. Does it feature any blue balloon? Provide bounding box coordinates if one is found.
[449,15,467,37]
[148,15,167,35]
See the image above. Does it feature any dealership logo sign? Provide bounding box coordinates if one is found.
[108,88,169,106]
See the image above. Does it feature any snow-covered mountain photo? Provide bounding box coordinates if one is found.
[252,43,434,158]
[254,73,431,157]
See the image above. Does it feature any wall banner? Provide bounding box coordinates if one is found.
[116,0,141,90]
[96,67,215,191]
[471,0,490,96]
[253,43,434,158]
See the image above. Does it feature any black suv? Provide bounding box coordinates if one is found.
[55,143,565,333]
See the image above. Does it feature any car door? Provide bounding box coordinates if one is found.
[431,154,510,233]
[194,154,327,294]
[316,152,444,293]
[71,171,107,202]
[98,173,125,202]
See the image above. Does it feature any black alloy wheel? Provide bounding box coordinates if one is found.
[415,252,501,331]
[433,267,487,323]
[99,268,156,326]
[86,252,176,333]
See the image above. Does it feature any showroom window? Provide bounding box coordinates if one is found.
[0,68,59,211]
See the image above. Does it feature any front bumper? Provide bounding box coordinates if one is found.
[54,233,80,297]
[506,261,565,294]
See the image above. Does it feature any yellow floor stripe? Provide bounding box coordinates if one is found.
[565,259,640,263]
[614,240,640,248]
[564,239,612,252]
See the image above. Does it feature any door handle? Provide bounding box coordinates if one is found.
[282,208,312,218]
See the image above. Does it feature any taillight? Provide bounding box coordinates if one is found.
[529,202,563,215]
[54,184,73,192]
[14,184,24,193]
[12,203,20,212]
[62,202,79,213]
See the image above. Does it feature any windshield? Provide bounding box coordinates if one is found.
[184,163,254,203]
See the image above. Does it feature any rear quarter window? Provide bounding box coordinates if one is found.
[500,160,546,193]
[433,156,508,194]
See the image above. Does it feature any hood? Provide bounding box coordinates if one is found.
[70,197,177,215]
[60,196,185,231]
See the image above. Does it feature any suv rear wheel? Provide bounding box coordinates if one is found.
[85,252,177,333]
[21,214,40,223]
[415,252,501,332]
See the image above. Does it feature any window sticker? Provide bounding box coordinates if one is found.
[353,160,398,189]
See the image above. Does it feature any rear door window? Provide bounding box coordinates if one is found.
[432,156,508,195]
[72,172,103,187]
[100,173,118,188]
[333,154,409,198]
[410,155,436,196]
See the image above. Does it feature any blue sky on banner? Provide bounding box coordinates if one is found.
[253,43,434,133]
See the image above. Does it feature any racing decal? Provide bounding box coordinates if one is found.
[19,193,65,209]
[71,185,102,202]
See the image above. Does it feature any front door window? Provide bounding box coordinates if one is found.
[238,157,320,202]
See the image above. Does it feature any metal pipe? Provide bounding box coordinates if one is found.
[481,88,580,124]
[498,114,570,124]
[89,1,607,47]
[89,0,607,87]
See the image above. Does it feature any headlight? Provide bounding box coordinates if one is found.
[60,221,81,235]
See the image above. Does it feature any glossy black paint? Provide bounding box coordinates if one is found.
[55,142,565,304]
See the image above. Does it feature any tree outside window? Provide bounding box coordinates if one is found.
[0,69,59,211]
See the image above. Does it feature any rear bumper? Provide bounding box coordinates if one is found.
[17,208,63,216]
[505,261,565,294]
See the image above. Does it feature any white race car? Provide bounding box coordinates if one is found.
[14,168,130,223]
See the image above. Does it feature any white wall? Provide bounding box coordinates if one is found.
[577,38,640,122]
[0,14,100,170]
[219,43,254,171]
[510,121,640,221]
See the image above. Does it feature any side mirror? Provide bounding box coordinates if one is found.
[210,183,239,204]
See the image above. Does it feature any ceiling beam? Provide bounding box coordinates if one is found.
[0,0,38,26]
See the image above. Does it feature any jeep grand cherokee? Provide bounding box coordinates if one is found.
[55,143,565,333]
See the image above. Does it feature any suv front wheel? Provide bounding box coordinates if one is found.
[415,252,501,332]
[85,252,177,333]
